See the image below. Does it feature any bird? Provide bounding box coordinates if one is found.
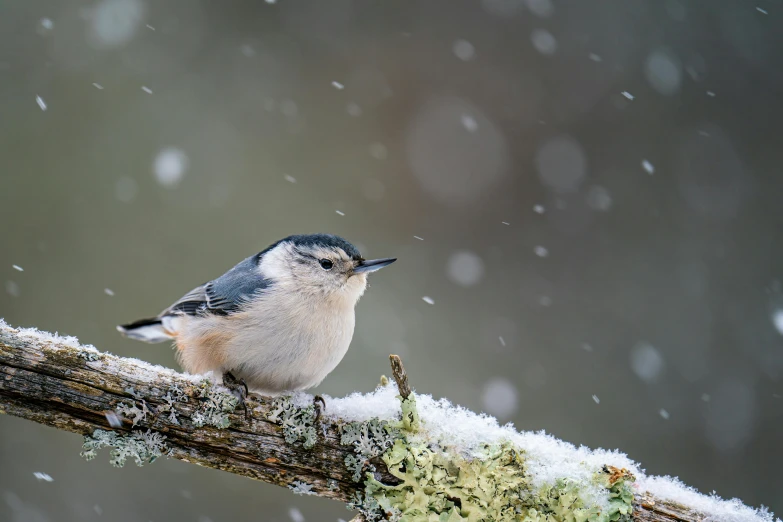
[117,233,396,400]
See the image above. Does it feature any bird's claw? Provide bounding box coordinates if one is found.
[313,395,326,422]
[223,371,250,418]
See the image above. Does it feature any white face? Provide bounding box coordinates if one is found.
[259,241,368,302]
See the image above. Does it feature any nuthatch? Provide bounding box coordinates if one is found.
[118,234,396,398]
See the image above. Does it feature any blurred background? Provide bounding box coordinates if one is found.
[1,0,782,520]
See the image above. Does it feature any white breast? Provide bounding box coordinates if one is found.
[213,287,357,394]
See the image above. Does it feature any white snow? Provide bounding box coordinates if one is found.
[642,159,655,174]
[422,296,435,305]
[588,53,602,62]
[592,394,600,404]
[531,29,558,55]
[461,114,478,132]
[331,81,344,90]
[533,204,545,214]
[413,236,424,241]
[12,265,24,272]
[335,210,345,216]
[659,409,670,420]
[501,221,510,225]
[756,7,768,14]
[621,91,634,100]
[447,251,485,287]
[533,246,549,258]
[452,39,475,61]
[771,309,783,335]
[324,383,779,522]
[104,288,115,296]
[36,96,47,111]
[33,472,53,482]
[288,507,305,522]
[284,175,297,183]
[153,147,188,187]
[141,86,153,94]
[92,83,104,90]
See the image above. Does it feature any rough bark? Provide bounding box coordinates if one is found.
[0,322,735,522]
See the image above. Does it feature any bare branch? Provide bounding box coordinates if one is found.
[389,354,411,399]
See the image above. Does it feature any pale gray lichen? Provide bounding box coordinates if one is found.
[156,385,187,425]
[328,479,340,491]
[80,429,168,467]
[344,454,369,482]
[116,399,150,427]
[288,480,317,496]
[78,350,100,362]
[340,418,397,458]
[266,397,318,449]
[192,383,238,429]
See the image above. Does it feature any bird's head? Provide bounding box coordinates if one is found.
[259,234,396,303]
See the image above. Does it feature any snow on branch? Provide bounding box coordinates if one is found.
[0,319,777,522]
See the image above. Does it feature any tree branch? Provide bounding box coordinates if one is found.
[0,321,774,522]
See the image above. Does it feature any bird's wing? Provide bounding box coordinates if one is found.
[161,253,273,318]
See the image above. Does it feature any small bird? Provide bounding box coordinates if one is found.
[118,233,396,398]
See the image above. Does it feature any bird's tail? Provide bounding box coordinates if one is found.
[117,317,173,344]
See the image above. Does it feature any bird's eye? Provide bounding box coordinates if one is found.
[319,259,333,270]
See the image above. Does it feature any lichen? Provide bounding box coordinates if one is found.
[156,385,188,425]
[192,383,238,429]
[341,393,635,522]
[288,480,317,496]
[340,418,398,457]
[80,429,168,467]
[116,399,150,427]
[266,396,318,449]
[354,437,635,522]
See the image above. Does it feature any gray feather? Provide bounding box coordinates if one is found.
[163,253,273,318]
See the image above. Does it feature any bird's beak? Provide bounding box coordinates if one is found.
[352,257,397,274]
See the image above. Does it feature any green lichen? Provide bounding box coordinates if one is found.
[266,396,318,449]
[342,394,635,522]
[192,383,238,428]
[398,395,420,432]
[80,429,168,467]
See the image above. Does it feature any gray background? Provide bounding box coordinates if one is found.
[1,0,782,520]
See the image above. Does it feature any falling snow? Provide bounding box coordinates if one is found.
[335,210,345,216]
[621,91,634,100]
[452,39,475,61]
[153,148,188,187]
[642,159,655,174]
[592,395,600,404]
[12,265,23,272]
[35,96,47,111]
[141,86,153,94]
[331,81,344,90]
[104,288,115,296]
[422,296,435,305]
[33,472,53,482]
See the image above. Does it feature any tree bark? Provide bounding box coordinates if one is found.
[0,322,751,522]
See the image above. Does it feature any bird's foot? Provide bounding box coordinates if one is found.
[313,394,326,422]
[222,371,249,417]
